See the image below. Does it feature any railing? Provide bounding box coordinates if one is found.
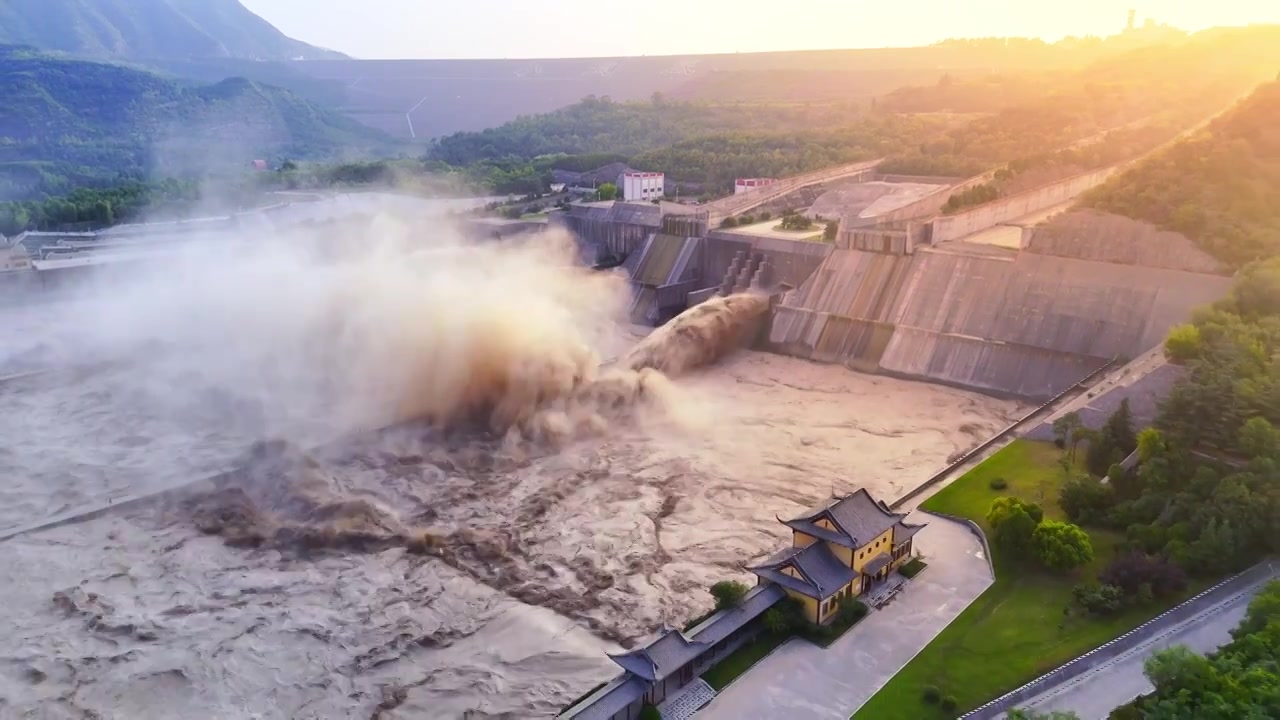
[891,356,1118,511]
[960,560,1279,719]
[703,159,883,223]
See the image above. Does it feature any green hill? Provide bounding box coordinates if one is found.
[0,47,398,199]
[0,0,344,61]
[1086,77,1280,267]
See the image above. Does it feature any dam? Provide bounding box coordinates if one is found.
[558,168,1233,401]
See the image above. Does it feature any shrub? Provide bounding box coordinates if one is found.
[710,580,749,609]
[823,220,839,241]
[720,216,738,228]
[758,210,771,221]
[1074,582,1125,616]
[836,598,868,625]
[989,477,1008,490]
[762,608,789,634]
[922,685,942,704]
[639,704,661,720]
[739,214,755,225]
[940,695,958,713]
[1099,552,1188,599]
[899,557,927,578]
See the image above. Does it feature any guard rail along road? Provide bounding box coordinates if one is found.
[703,159,883,225]
[962,559,1280,719]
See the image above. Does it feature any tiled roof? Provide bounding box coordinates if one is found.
[607,584,786,682]
[783,489,905,548]
[862,552,892,576]
[561,675,649,720]
[892,521,925,546]
[749,542,857,600]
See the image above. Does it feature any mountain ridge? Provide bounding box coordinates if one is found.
[0,46,397,200]
[0,0,346,61]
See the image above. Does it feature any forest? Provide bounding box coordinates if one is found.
[1049,259,1280,591]
[1112,580,1280,719]
[0,181,201,235]
[0,46,398,202]
[1087,79,1280,268]
[424,26,1280,197]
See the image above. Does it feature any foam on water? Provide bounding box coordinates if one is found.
[0,209,1021,718]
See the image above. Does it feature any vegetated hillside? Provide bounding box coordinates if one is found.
[0,47,398,200]
[0,0,345,60]
[1086,78,1280,268]
[290,33,1170,141]
[427,97,870,166]
[424,27,1280,197]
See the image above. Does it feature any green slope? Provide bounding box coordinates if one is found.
[0,0,344,60]
[1085,77,1280,268]
[0,46,398,199]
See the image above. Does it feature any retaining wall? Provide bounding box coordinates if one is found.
[703,159,882,223]
[963,561,1279,719]
[867,169,998,228]
[1026,209,1227,274]
[930,167,1120,244]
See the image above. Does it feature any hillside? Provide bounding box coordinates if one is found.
[0,0,345,61]
[288,34,1175,141]
[1086,78,1280,268]
[0,47,397,200]
[424,27,1280,196]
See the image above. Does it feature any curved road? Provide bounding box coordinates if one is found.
[1009,566,1278,720]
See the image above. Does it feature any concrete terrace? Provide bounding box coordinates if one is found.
[698,512,993,719]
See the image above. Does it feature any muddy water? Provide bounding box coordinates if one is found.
[0,342,1018,719]
[0,229,1020,717]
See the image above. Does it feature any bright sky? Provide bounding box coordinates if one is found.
[241,0,1280,60]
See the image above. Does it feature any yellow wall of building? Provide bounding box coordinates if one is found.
[784,588,819,624]
[851,529,895,573]
[792,531,816,548]
[830,543,852,566]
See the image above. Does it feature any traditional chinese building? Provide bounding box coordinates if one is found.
[748,489,925,624]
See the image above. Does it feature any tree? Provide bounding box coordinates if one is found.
[709,580,749,609]
[1086,400,1137,477]
[1238,417,1280,459]
[1032,520,1094,571]
[824,220,839,242]
[1052,412,1084,456]
[1059,474,1114,526]
[1165,323,1203,363]
[597,182,618,201]
[987,497,1044,557]
[762,608,789,634]
[1099,552,1187,599]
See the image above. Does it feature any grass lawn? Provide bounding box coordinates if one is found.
[701,632,790,691]
[853,440,1207,720]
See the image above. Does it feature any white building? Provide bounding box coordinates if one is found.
[734,178,777,195]
[619,172,665,201]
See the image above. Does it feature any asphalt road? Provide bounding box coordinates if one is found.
[1014,572,1276,719]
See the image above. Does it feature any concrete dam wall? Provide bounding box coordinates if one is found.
[770,245,1232,399]
[930,166,1120,244]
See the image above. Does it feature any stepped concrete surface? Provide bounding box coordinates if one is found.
[659,679,717,720]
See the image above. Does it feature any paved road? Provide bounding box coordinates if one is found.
[698,513,993,719]
[1015,575,1274,719]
